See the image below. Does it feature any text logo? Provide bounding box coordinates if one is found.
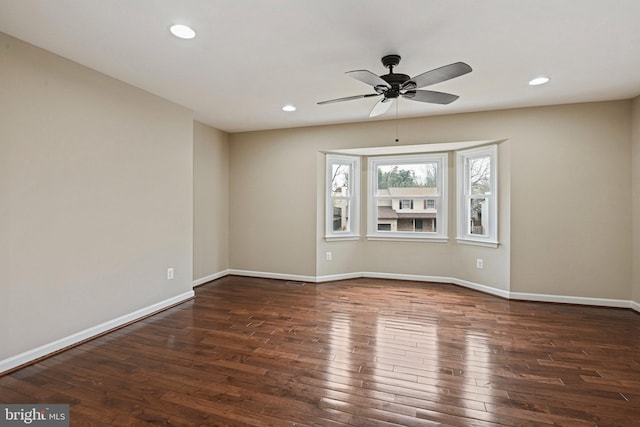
[1,405,69,426]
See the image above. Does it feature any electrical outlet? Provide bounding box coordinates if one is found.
[476,259,484,269]
[326,251,332,261]
[167,267,174,280]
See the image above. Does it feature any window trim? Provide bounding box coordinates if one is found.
[367,153,448,242]
[456,144,498,247]
[325,154,360,241]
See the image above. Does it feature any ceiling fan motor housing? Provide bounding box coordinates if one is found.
[381,55,411,98]
[381,73,410,98]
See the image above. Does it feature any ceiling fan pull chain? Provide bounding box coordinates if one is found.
[395,101,400,143]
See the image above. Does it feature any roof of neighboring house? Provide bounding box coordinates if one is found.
[377,206,398,219]
[377,187,438,197]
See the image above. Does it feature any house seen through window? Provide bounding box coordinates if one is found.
[369,154,447,240]
[456,144,498,246]
[325,154,359,239]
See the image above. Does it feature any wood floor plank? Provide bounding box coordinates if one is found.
[2,276,640,426]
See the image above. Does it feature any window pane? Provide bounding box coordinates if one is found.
[376,199,437,233]
[332,200,350,232]
[369,154,446,238]
[456,145,496,244]
[327,155,360,238]
[377,163,437,190]
[331,164,350,197]
[469,156,491,195]
[469,198,487,235]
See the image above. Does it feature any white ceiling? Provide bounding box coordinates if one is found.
[1,0,639,133]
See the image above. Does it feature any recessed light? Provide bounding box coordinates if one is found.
[169,24,196,39]
[282,105,296,112]
[529,76,550,86]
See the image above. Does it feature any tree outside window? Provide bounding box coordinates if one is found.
[326,155,360,239]
[456,145,498,247]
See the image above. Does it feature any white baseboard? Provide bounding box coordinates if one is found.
[227,269,317,283]
[216,269,636,310]
[0,291,194,375]
[509,291,631,308]
[315,272,364,282]
[193,270,230,287]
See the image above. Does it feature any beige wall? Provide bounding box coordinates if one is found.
[231,101,632,300]
[509,102,631,298]
[193,121,229,280]
[1,33,194,361]
[229,128,324,276]
[632,96,640,305]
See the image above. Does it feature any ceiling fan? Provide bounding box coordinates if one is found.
[318,54,472,117]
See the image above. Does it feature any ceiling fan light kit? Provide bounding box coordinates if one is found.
[318,55,472,118]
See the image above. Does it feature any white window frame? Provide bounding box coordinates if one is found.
[325,154,360,240]
[367,153,448,242]
[456,144,498,247]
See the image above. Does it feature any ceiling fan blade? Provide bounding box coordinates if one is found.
[402,62,472,90]
[402,90,459,105]
[317,93,381,105]
[369,98,393,117]
[347,70,391,88]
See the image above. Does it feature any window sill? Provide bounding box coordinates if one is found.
[456,238,499,248]
[366,234,448,243]
[325,235,361,242]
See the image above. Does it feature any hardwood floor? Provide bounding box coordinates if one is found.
[2,276,640,426]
